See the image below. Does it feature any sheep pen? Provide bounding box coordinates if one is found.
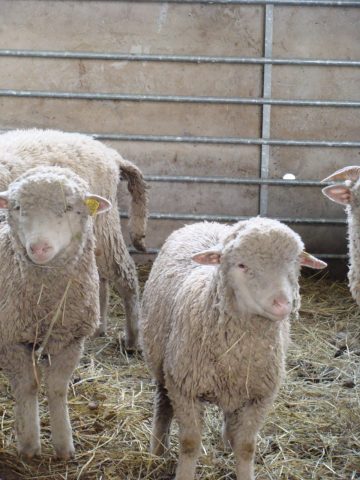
[0,267,359,480]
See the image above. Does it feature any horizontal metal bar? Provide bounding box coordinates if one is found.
[2,89,359,108]
[315,253,348,259]
[1,129,357,148]
[144,175,330,187]
[94,133,360,148]
[1,50,359,67]
[121,211,346,225]
[84,0,360,6]
[129,247,348,259]
[129,247,160,255]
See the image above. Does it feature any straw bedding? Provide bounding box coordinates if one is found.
[0,266,359,479]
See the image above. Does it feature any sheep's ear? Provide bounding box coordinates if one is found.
[321,166,360,183]
[192,249,221,265]
[299,251,327,270]
[0,192,9,209]
[322,184,351,205]
[84,194,112,216]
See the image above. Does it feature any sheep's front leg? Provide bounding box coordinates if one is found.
[173,396,203,480]
[151,382,174,456]
[223,400,270,480]
[44,339,84,460]
[3,345,41,458]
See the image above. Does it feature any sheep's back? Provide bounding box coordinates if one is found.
[0,129,119,200]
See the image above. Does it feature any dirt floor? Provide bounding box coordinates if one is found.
[0,268,359,479]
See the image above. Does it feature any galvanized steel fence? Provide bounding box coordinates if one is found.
[1,0,359,259]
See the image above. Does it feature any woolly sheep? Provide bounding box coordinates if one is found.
[0,166,111,459]
[322,166,360,305]
[140,218,326,480]
[0,129,148,349]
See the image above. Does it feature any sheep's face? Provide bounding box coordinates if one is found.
[0,167,111,265]
[225,244,300,322]
[223,225,303,321]
[10,197,88,265]
[192,219,327,322]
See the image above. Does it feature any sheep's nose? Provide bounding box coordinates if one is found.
[27,240,55,264]
[29,241,52,255]
[270,293,292,319]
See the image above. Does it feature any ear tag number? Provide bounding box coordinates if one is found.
[85,198,100,216]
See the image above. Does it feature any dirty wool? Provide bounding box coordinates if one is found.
[0,266,359,479]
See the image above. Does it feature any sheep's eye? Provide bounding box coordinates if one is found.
[238,263,248,270]
[65,205,73,212]
[14,205,20,211]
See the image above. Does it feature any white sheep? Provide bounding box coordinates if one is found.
[140,218,326,480]
[0,166,112,459]
[0,129,148,349]
[322,166,360,305]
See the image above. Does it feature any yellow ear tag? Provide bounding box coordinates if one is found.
[85,198,100,216]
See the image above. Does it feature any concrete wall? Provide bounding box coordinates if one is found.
[1,1,360,266]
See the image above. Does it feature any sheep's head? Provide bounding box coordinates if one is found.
[321,166,360,209]
[192,218,326,322]
[0,166,111,265]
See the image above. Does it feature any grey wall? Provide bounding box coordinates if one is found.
[1,0,360,267]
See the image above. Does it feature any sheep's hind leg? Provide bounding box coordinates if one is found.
[5,345,41,459]
[120,281,139,352]
[151,382,174,456]
[97,212,141,351]
[112,251,140,352]
[173,396,203,480]
[44,339,84,460]
[93,277,109,337]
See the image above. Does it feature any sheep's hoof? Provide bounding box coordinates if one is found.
[222,438,232,452]
[150,440,169,457]
[119,336,140,355]
[55,446,75,461]
[221,429,232,451]
[92,327,107,338]
[131,236,147,252]
[18,444,41,460]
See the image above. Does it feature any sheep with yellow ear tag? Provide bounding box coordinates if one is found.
[0,165,111,460]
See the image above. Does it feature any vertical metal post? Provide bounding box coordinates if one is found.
[259,4,274,216]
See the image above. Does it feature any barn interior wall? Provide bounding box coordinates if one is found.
[1,0,359,277]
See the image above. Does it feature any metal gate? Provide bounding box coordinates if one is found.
[1,0,359,265]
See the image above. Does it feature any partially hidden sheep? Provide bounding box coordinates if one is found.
[140,218,326,480]
[0,129,149,348]
[322,166,360,305]
[0,166,111,459]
